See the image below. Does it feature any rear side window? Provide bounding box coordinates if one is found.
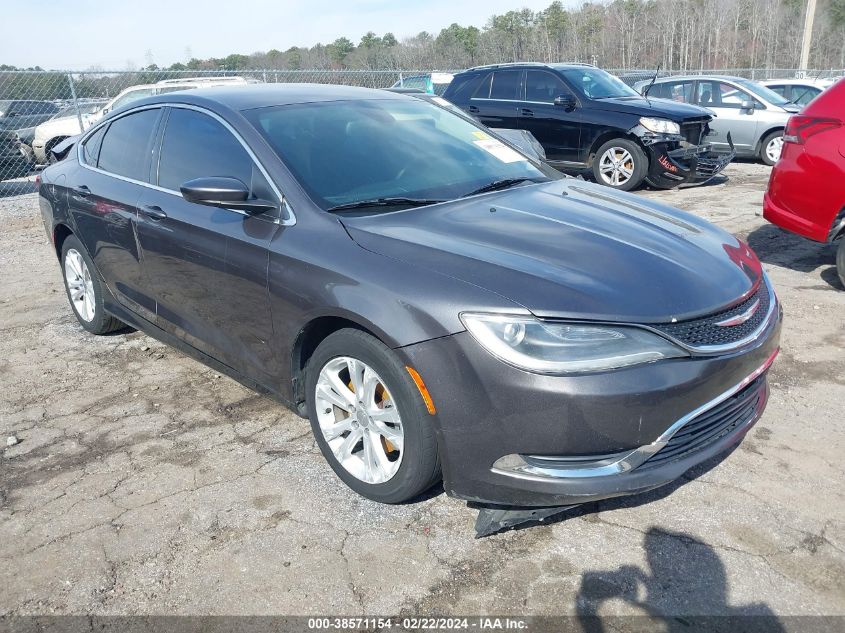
[490,70,521,100]
[81,125,107,166]
[156,108,273,200]
[652,80,695,103]
[472,73,493,99]
[97,108,161,181]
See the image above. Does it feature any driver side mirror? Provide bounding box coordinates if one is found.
[740,99,755,112]
[554,94,577,111]
[180,177,277,215]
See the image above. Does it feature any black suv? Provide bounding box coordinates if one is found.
[443,63,733,191]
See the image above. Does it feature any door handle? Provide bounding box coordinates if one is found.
[467,105,480,113]
[520,108,534,117]
[140,204,167,220]
[72,185,91,197]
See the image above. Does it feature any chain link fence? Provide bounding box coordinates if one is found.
[1,67,842,195]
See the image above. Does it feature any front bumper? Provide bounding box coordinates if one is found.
[645,141,735,188]
[398,298,781,508]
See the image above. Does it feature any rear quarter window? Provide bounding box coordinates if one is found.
[97,108,161,181]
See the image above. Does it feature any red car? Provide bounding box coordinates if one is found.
[763,78,845,286]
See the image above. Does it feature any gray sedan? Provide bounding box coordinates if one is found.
[634,75,800,165]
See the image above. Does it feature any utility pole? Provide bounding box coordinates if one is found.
[798,0,817,75]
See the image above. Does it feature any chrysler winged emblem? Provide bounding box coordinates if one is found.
[715,299,760,327]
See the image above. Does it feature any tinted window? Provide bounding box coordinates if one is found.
[525,70,569,103]
[767,85,787,97]
[110,88,154,111]
[97,108,160,181]
[157,108,272,200]
[490,70,520,100]
[472,73,492,99]
[245,99,548,209]
[560,68,639,99]
[81,125,107,166]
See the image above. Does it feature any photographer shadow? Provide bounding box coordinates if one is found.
[576,525,786,632]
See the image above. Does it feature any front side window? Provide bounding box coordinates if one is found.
[157,108,273,201]
[490,70,521,100]
[525,70,570,103]
[244,98,551,209]
[97,108,160,181]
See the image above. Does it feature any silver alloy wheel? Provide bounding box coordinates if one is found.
[64,248,95,322]
[765,135,784,163]
[598,147,635,186]
[314,356,404,484]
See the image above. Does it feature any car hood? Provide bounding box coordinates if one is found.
[593,95,711,121]
[342,180,762,323]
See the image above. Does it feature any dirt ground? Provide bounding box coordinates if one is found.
[1,163,843,621]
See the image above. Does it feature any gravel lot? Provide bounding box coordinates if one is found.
[1,164,843,621]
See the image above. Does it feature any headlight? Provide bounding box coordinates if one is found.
[639,117,681,135]
[460,313,687,374]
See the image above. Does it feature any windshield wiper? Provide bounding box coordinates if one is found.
[326,197,446,212]
[461,178,543,198]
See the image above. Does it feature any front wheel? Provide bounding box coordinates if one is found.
[305,329,441,503]
[760,131,784,166]
[592,139,648,191]
[837,239,845,289]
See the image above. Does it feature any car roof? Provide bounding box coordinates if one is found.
[461,62,597,74]
[129,83,412,112]
[651,75,750,83]
[760,78,833,85]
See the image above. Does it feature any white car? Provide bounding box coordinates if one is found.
[759,78,836,107]
[31,76,252,163]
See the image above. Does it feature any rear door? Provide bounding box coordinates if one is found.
[467,69,522,130]
[135,105,279,381]
[70,107,163,320]
[519,69,581,163]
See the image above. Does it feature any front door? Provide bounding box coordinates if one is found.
[519,69,581,163]
[695,80,760,154]
[135,106,280,382]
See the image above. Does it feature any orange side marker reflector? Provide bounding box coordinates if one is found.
[406,366,436,415]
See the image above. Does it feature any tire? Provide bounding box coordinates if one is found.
[60,235,124,335]
[592,138,648,191]
[760,130,784,166]
[305,328,441,503]
[837,239,845,289]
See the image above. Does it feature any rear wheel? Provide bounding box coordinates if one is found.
[760,130,784,166]
[592,139,648,191]
[305,329,441,503]
[60,235,124,334]
[837,239,845,289]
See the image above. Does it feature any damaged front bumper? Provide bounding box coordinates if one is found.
[640,130,735,189]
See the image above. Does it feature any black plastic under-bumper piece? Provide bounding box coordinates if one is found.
[474,505,579,538]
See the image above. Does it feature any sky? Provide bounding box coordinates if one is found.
[2,0,560,71]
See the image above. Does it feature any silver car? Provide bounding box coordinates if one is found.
[634,75,800,165]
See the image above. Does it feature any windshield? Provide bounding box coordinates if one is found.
[559,68,640,99]
[735,79,790,106]
[244,98,551,209]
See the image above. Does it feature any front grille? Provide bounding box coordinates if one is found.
[640,375,767,468]
[680,120,706,145]
[653,281,770,349]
